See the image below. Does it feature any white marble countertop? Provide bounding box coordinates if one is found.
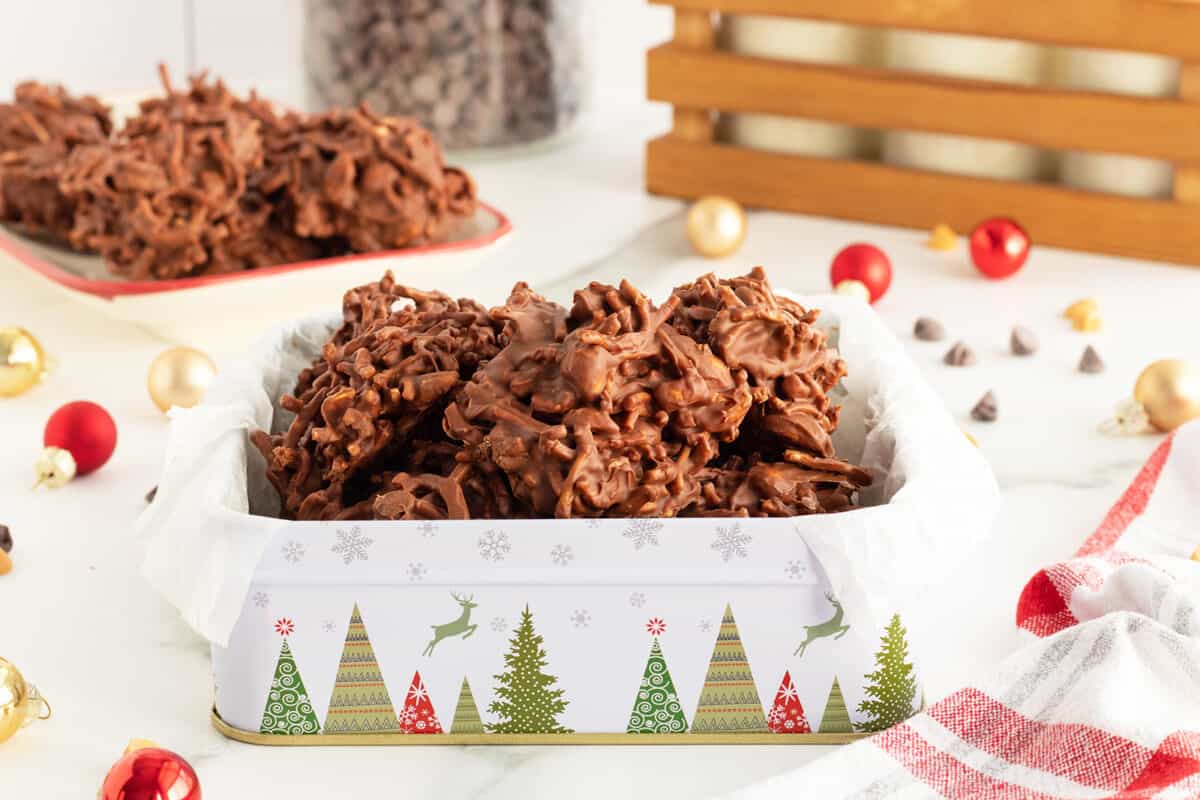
[4,91,1200,798]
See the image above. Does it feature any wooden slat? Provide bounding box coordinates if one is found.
[645,135,1200,265]
[670,9,715,142]
[1175,63,1200,202]
[650,0,1200,60]
[648,44,1200,162]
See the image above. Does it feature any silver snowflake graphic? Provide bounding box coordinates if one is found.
[629,592,646,608]
[406,562,427,582]
[322,620,336,633]
[570,609,591,628]
[281,540,305,563]
[252,591,269,608]
[478,529,511,562]
[585,519,601,529]
[622,519,663,550]
[331,526,373,565]
[785,560,808,581]
[711,523,751,562]
[490,616,508,633]
[417,522,438,538]
[550,544,574,566]
[698,619,713,633]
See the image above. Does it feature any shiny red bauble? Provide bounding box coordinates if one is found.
[970,217,1031,279]
[830,243,892,303]
[43,400,117,475]
[100,747,201,800]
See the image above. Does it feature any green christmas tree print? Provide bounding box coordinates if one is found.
[324,603,399,733]
[627,638,688,734]
[486,605,572,734]
[691,603,768,733]
[260,628,321,735]
[450,676,484,735]
[857,613,918,733]
[818,676,853,733]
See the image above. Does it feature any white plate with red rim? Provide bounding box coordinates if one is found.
[1,202,512,343]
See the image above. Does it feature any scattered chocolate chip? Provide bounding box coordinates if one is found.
[971,391,998,422]
[1010,326,1038,356]
[0,525,11,553]
[944,341,976,367]
[1079,345,1105,374]
[145,486,158,504]
[913,317,945,342]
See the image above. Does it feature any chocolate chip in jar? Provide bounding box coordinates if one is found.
[944,341,977,367]
[1010,326,1038,356]
[971,391,998,422]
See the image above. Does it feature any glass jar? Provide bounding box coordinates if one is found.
[304,0,589,151]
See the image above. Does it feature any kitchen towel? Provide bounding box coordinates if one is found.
[729,421,1200,799]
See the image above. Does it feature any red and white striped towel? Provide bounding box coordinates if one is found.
[732,422,1200,799]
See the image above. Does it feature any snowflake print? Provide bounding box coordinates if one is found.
[331,526,373,565]
[550,544,574,566]
[698,619,713,633]
[408,683,429,703]
[274,618,295,636]
[252,591,270,609]
[570,609,591,628]
[629,592,647,608]
[416,522,438,538]
[646,617,667,636]
[711,522,751,562]
[478,529,511,562]
[398,706,416,725]
[779,681,800,703]
[281,540,305,563]
[622,519,663,550]
[406,562,427,582]
[768,705,786,726]
[490,616,508,633]
[322,620,336,633]
[785,560,808,581]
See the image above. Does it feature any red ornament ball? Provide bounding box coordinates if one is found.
[830,243,892,303]
[100,747,200,800]
[970,217,1031,279]
[43,401,117,476]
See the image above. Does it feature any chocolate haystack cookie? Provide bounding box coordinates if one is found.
[0,81,111,240]
[254,268,872,521]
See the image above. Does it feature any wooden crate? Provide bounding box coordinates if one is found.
[645,0,1200,265]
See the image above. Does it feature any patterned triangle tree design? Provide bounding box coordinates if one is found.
[818,676,853,733]
[399,671,443,734]
[767,671,811,734]
[324,603,398,733]
[260,618,321,735]
[691,603,767,733]
[627,617,688,734]
[486,604,572,734]
[857,613,918,733]
[449,677,483,734]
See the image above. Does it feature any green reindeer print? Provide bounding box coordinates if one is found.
[794,592,850,657]
[423,592,479,656]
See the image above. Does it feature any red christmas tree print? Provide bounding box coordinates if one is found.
[398,671,443,734]
[767,671,811,734]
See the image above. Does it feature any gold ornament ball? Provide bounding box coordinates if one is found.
[0,327,46,397]
[686,196,747,258]
[833,279,872,303]
[1134,359,1200,433]
[147,347,217,413]
[34,446,76,489]
[0,657,46,744]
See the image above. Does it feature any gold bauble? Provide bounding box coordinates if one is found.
[0,327,46,397]
[1134,360,1200,433]
[686,196,747,258]
[147,346,217,413]
[833,279,871,303]
[0,657,49,744]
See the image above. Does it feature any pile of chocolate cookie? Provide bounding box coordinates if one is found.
[0,67,476,279]
[252,267,871,520]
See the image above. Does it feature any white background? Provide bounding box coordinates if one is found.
[3,2,1200,798]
